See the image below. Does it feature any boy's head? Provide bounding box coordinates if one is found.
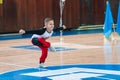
[44,18,54,31]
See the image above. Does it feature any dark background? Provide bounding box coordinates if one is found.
[0,0,119,33]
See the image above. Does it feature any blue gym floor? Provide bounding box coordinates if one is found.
[1,64,120,80]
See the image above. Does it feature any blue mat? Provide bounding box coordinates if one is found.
[1,64,120,80]
[11,45,77,52]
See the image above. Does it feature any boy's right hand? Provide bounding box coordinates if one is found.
[19,29,25,34]
[63,25,66,29]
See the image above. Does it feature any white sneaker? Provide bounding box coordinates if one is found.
[39,63,44,68]
[49,46,56,52]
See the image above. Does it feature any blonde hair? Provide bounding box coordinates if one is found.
[44,18,54,24]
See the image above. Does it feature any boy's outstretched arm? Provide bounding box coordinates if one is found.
[53,25,66,31]
[19,28,46,35]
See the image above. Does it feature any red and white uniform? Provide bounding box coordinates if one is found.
[26,27,64,63]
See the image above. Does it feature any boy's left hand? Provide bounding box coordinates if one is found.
[19,29,26,34]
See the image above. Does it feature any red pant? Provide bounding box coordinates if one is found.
[32,38,50,63]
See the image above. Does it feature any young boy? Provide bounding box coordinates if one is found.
[19,18,66,68]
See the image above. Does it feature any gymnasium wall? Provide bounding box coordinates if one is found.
[0,0,119,33]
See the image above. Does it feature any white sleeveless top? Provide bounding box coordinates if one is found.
[31,30,53,39]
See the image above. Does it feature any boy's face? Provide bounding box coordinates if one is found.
[45,20,54,31]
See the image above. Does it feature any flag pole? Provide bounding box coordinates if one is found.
[111,23,116,41]
[59,0,65,41]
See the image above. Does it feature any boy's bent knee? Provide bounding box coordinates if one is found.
[32,38,42,46]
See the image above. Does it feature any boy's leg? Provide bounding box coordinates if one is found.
[32,37,51,68]
[38,38,50,67]
[38,38,50,47]
[38,38,56,52]
[38,38,50,63]
[39,46,48,63]
[38,46,49,68]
